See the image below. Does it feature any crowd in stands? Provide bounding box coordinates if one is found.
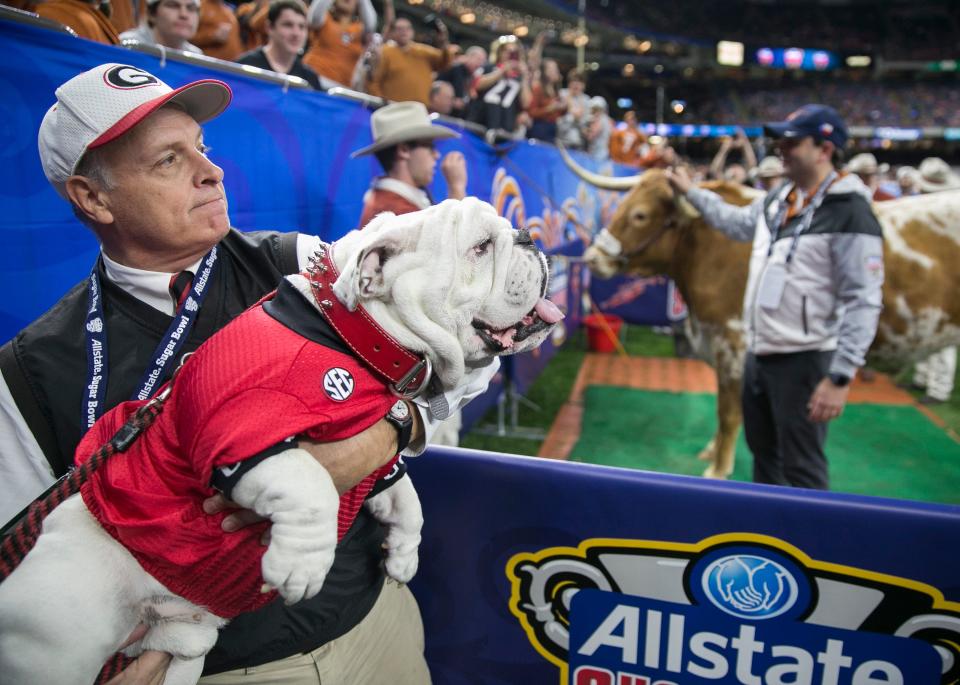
[586,0,959,61]
[695,80,960,129]
[14,0,631,158]
[12,0,960,159]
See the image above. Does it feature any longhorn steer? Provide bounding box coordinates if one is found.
[562,147,960,479]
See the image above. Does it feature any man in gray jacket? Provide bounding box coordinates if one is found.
[666,105,884,490]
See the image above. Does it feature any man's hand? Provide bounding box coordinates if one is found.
[105,626,172,685]
[664,166,694,196]
[203,493,268,535]
[441,152,467,199]
[807,377,850,422]
[435,18,448,48]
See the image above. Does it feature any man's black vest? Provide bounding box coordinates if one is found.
[0,229,387,672]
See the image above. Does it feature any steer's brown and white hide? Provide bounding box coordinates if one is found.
[568,154,960,480]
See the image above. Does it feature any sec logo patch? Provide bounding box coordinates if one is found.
[323,367,354,401]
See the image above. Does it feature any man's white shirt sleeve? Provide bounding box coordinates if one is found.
[406,359,501,455]
[0,373,54,525]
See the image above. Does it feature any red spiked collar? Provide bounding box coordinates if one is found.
[304,244,432,399]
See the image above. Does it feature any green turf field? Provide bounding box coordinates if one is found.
[462,325,960,505]
[567,385,960,505]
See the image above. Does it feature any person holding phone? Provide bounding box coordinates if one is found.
[366,15,452,105]
[467,35,532,134]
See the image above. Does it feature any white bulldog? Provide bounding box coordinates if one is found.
[0,198,562,684]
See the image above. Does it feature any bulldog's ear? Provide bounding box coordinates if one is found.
[334,243,398,311]
[358,248,389,299]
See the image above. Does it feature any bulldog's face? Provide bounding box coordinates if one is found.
[331,198,563,388]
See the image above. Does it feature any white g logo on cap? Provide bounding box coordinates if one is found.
[104,65,160,89]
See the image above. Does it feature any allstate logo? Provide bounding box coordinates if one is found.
[701,553,799,620]
[86,317,103,333]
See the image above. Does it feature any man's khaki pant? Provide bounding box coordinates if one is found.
[199,582,431,684]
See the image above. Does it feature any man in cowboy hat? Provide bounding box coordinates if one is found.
[917,157,960,193]
[354,100,468,229]
[846,152,895,201]
[752,155,785,191]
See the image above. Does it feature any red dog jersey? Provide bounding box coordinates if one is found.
[76,300,397,618]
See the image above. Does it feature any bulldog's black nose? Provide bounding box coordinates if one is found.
[514,229,534,246]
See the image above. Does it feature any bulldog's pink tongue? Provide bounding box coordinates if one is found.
[535,298,564,324]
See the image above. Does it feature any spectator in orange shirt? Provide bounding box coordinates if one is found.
[352,101,465,228]
[303,0,376,86]
[107,0,147,33]
[235,0,269,50]
[366,16,452,105]
[120,0,202,54]
[193,0,243,59]
[608,111,646,167]
[528,58,566,142]
[35,0,120,44]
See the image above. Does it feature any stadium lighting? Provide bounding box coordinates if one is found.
[846,55,871,68]
[717,41,744,67]
[574,33,590,48]
[459,11,476,24]
[513,25,529,37]
[623,63,635,76]
[617,98,633,109]
[654,64,664,74]
[638,40,652,53]
[671,100,686,114]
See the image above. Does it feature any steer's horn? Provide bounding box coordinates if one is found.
[675,195,701,220]
[557,143,643,191]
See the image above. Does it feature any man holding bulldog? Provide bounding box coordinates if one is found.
[0,63,490,683]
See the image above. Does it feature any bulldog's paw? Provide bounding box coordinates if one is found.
[365,477,424,585]
[382,527,421,584]
[229,448,341,605]
[261,510,338,605]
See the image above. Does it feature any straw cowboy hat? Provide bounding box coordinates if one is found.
[917,157,960,193]
[351,101,460,158]
[755,155,784,179]
[846,152,889,176]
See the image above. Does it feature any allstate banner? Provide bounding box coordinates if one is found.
[407,449,960,685]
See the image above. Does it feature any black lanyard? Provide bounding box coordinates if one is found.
[767,170,838,264]
[81,247,218,433]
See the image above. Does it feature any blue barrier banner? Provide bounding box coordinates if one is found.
[407,448,960,685]
[1,17,657,429]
